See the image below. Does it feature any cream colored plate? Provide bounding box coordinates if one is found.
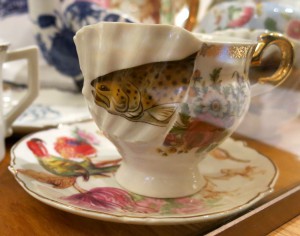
[9,122,277,225]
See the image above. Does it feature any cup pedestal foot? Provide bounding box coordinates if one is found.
[115,161,206,198]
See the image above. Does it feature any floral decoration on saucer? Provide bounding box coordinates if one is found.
[9,122,278,225]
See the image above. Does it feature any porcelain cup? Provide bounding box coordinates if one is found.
[0,41,39,162]
[74,22,293,198]
[28,0,199,90]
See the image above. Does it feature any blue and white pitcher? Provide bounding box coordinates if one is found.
[28,0,199,90]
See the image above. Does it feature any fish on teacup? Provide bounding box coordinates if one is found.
[91,54,196,126]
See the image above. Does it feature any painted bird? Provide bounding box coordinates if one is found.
[27,138,121,181]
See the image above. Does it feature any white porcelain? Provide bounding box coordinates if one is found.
[9,122,277,225]
[74,22,293,198]
[3,88,91,133]
[0,41,39,162]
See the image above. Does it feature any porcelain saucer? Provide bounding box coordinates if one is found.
[3,88,91,133]
[9,122,278,225]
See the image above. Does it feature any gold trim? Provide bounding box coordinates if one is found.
[199,43,253,59]
[251,32,294,86]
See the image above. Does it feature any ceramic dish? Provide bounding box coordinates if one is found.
[197,0,300,41]
[3,88,91,133]
[9,122,278,225]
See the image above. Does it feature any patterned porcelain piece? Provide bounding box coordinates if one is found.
[196,0,300,41]
[27,0,134,90]
[9,122,278,225]
[3,88,91,133]
[74,22,293,198]
[27,0,199,90]
[0,0,28,18]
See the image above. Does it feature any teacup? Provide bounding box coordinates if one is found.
[0,41,39,162]
[74,22,293,198]
[28,0,199,90]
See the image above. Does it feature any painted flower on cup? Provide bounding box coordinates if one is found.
[286,19,300,40]
[227,6,254,28]
[163,133,184,147]
[183,118,227,151]
[160,67,246,155]
[197,88,229,118]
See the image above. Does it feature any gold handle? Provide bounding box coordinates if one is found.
[251,32,294,87]
[184,0,200,31]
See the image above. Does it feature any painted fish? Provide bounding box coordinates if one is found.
[91,54,196,126]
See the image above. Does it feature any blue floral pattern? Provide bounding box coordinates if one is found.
[33,1,133,89]
[0,0,27,18]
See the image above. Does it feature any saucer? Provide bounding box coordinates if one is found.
[3,88,91,133]
[9,122,278,225]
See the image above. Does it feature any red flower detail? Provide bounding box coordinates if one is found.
[27,139,49,158]
[286,19,300,40]
[228,7,254,28]
[54,137,96,158]
[183,119,225,150]
[163,133,183,147]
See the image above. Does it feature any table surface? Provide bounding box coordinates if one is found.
[1,129,299,236]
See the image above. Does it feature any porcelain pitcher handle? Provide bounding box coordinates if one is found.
[5,46,39,136]
[250,32,294,96]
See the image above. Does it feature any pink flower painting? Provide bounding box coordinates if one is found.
[286,19,300,40]
[228,6,254,28]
